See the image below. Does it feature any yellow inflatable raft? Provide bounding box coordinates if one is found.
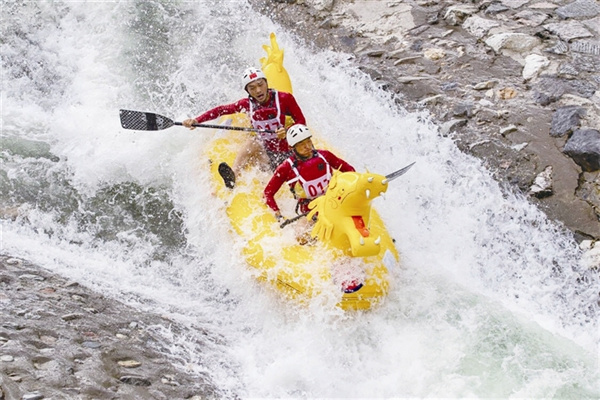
[205,33,399,311]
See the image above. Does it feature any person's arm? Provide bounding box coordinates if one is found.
[320,150,355,172]
[182,98,249,128]
[279,92,306,125]
[195,98,249,123]
[264,163,291,218]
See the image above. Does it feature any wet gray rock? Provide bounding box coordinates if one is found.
[529,165,554,198]
[441,118,468,135]
[453,102,475,118]
[556,0,600,20]
[545,39,570,54]
[559,62,581,77]
[563,128,600,172]
[544,20,594,41]
[533,75,597,102]
[568,78,598,97]
[444,5,479,25]
[515,9,550,26]
[550,106,586,137]
[502,0,532,9]
[485,3,510,15]
[485,32,541,54]
[576,171,600,218]
[570,39,600,55]
[0,256,220,399]
[523,54,550,80]
[22,392,44,400]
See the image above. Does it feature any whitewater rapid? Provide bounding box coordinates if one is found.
[2,1,598,397]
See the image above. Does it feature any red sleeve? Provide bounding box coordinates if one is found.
[320,150,355,173]
[195,98,250,123]
[278,92,306,125]
[263,161,293,212]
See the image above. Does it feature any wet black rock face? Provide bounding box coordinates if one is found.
[564,128,600,172]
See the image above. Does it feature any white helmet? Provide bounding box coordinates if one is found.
[242,67,266,90]
[286,124,312,147]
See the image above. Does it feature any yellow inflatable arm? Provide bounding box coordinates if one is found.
[260,33,293,93]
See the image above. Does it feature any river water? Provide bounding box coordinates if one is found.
[2,1,598,398]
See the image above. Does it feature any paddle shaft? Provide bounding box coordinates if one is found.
[280,212,309,228]
[176,122,275,133]
[119,109,275,133]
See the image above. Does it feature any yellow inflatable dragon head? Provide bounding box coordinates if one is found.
[308,171,389,257]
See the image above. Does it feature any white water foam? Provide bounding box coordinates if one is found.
[2,1,598,397]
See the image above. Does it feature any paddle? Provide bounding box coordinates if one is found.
[280,161,416,228]
[280,212,309,228]
[383,161,416,182]
[119,109,275,133]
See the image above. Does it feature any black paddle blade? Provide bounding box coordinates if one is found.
[119,110,175,131]
[218,162,236,189]
[385,161,416,182]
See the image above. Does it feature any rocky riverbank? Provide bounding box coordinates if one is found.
[0,255,219,400]
[250,0,600,242]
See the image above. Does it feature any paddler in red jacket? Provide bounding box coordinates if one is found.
[264,124,355,223]
[182,67,306,188]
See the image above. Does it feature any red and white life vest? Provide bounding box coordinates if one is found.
[249,89,281,142]
[285,152,332,199]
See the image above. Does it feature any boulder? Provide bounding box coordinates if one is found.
[307,0,336,12]
[576,172,600,220]
[529,165,553,198]
[444,5,479,25]
[556,0,600,20]
[544,21,593,41]
[563,128,600,171]
[501,0,531,8]
[515,10,549,26]
[522,54,550,80]
[570,40,600,55]
[463,15,499,38]
[485,33,541,55]
[485,3,510,14]
[550,106,586,137]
